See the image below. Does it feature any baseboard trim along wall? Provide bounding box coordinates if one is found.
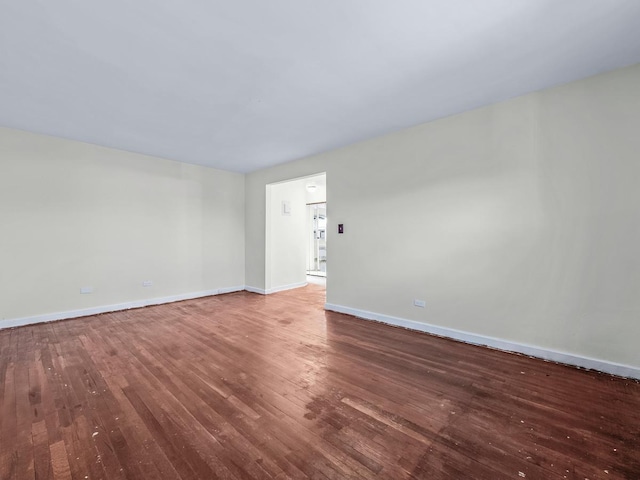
[266,281,308,295]
[0,286,246,330]
[244,286,267,294]
[324,303,640,380]
[1,282,310,330]
[245,281,308,295]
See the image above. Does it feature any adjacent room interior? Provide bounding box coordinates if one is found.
[1,1,640,479]
[262,173,327,295]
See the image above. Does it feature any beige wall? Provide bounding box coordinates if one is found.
[0,128,245,324]
[245,63,640,371]
[2,63,638,374]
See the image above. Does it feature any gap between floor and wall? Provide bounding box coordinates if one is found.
[1,284,638,381]
[324,302,640,381]
[0,286,246,330]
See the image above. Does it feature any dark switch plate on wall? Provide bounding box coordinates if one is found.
[338,224,344,234]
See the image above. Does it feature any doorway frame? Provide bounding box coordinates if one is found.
[264,172,327,294]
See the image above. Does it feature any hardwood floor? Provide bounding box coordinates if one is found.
[1,285,639,480]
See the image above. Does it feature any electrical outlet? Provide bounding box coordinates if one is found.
[143,280,153,287]
[80,287,93,294]
[413,299,426,308]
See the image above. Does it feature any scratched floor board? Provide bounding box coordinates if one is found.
[1,285,639,479]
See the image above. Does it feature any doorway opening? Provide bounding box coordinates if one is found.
[307,202,326,278]
[264,172,326,293]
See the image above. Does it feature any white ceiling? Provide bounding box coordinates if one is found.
[2,1,640,173]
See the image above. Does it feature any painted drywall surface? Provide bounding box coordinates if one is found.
[306,184,326,205]
[304,173,327,205]
[265,178,308,291]
[245,63,640,369]
[0,128,245,323]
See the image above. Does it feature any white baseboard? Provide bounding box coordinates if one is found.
[324,303,640,380]
[245,281,308,295]
[218,285,245,294]
[245,286,267,295]
[0,286,243,330]
[266,281,307,294]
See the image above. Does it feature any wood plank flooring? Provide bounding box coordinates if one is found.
[1,285,639,479]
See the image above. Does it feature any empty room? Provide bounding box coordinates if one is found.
[1,1,640,479]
